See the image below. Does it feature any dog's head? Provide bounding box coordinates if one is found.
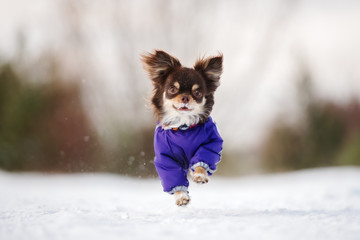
[141,50,223,129]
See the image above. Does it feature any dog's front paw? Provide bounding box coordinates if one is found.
[174,191,190,206]
[192,166,209,184]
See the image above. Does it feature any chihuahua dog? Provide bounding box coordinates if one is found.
[141,50,223,206]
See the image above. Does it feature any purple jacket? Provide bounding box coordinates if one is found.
[154,117,223,194]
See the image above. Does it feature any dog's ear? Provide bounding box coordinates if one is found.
[194,53,223,93]
[141,50,181,86]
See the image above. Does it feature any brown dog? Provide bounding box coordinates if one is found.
[141,50,223,206]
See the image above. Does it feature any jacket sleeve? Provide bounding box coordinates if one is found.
[154,154,189,193]
[154,127,189,194]
[190,122,223,175]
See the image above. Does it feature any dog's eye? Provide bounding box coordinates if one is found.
[193,90,202,98]
[168,86,178,94]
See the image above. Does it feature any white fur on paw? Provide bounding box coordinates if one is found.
[174,191,190,206]
[192,172,209,184]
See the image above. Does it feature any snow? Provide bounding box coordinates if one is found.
[1,167,360,240]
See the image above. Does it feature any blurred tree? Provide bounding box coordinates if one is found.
[261,77,360,171]
[0,62,100,172]
[261,124,303,171]
[0,60,157,176]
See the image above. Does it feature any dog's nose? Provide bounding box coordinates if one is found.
[181,96,189,104]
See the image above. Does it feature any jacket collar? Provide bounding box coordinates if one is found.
[159,123,198,131]
[170,123,198,131]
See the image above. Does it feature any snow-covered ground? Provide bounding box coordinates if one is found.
[1,167,360,240]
